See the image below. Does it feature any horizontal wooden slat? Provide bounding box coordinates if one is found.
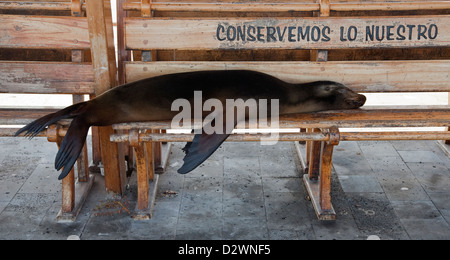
[125,16,450,50]
[0,107,59,125]
[279,106,450,128]
[332,1,450,11]
[125,60,450,92]
[0,1,86,11]
[112,106,450,131]
[0,124,68,137]
[122,2,320,12]
[110,131,450,143]
[0,128,44,137]
[121,1,450,13]
[0,61,95,94]
[0,15,90,49]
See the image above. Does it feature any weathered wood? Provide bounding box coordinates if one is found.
[110,106,450,132]
[134,143,149,211]
[50,125,75,214]
[110,131,450,143]
[0,108,59,125]
[308,129,322,181]
[125,16,450,50]
[145,134,154,181]
[303,174,336,220]
[0,2,87,12]
[121,1,450,13]
[123,2,320,13]
[279,106,450,128]
[0,62,94,94]
[125,60,450,92]
[332,1,450,12]
[0,15,90,49]
[117,0,131,85]
[87,0,127,195]
[319,141,333,211]
[56,173,95,223]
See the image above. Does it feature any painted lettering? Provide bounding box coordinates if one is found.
[215,22,439,44]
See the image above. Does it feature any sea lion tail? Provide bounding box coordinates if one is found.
[54,117,90,180]
[14,102,88,138]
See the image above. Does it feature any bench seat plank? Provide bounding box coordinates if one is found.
[280,106,450,128]
[111,106,450,130]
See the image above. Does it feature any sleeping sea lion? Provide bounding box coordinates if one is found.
[15,70,366,179]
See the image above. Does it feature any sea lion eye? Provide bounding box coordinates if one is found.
[324,86,331,91]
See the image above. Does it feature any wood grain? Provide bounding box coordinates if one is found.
[125,16,450,50]
[0,15,90,49]
[0,61,94,94]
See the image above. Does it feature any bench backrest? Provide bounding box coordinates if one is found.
[0,1,94,96]
[0,0,109,130]
[118,0,450,95]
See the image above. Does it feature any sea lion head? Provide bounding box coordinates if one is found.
[312,81,366,109]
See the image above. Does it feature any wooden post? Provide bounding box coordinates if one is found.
[308,129,322,181]
[49,125,75,213]
[135,144,149,211]
[71,50,90,182]
[129,130,158,220]
[61,167,76,213]
[117,0,130,85]
[303,126,338,221]
[319,127,339,212]
[144,130,155,181]
[86,0,127,194]
[306,0,330,181]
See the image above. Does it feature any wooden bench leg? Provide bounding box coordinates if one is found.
[303,127,339,220]
[319,141,334,212]
[47,125,95,222]
[77,144,89,182]
[308,129,322,181]
[295,128,320,175]
[129,130,159,220]
[61,166,75,213]
[135,144,149,213]
[99,126,127,195]
[152,129,173,174]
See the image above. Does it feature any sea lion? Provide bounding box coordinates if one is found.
[15,70,366,179]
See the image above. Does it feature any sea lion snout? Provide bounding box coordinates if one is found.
[314,81,366,109]
[345,93,367,108]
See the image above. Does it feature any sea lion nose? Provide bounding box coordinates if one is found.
[357,94,367,107]
[346,93,367,108]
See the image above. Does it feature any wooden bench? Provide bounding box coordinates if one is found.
[0,0,126,221]
[113,0,449,220]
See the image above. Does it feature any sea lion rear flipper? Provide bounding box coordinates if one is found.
[55,117,90,180]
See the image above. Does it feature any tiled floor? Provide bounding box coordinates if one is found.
[0,137,449,240]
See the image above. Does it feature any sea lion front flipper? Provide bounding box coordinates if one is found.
[177,131,230,174]
[178,116,236,174]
